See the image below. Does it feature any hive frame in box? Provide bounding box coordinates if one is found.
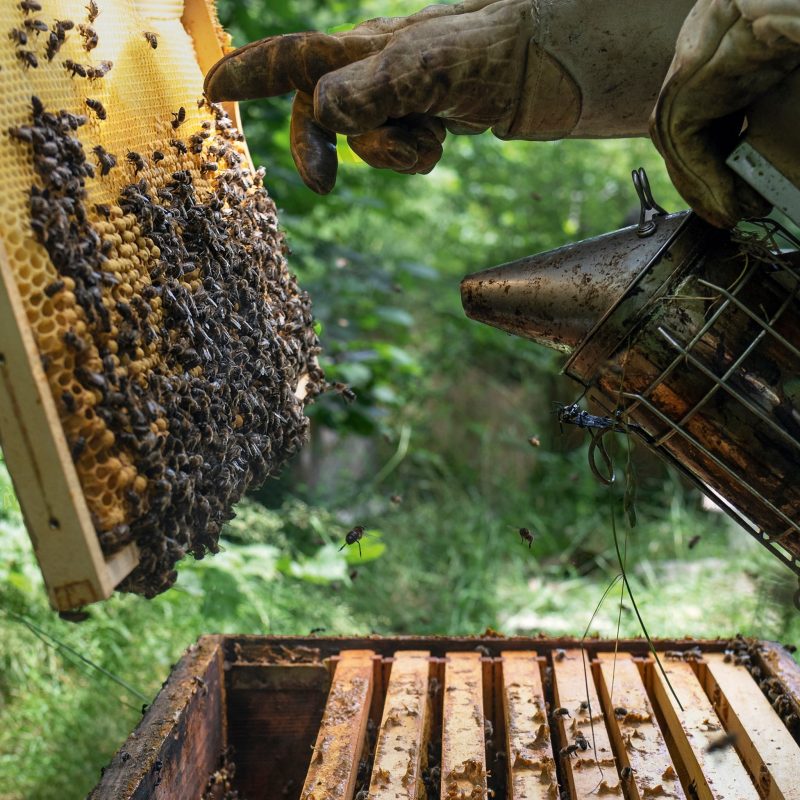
[0,0,247,611]
[89,635,800,800]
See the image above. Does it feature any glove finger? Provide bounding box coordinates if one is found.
[204,31,388,102]
[314,6,523,135]
[346,116,446,172]
[290,92,338,194]
[752,15,800,42]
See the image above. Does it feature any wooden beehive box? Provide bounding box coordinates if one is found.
[90,635,800,800]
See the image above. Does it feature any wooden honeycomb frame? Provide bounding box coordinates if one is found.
[0,0,247,611]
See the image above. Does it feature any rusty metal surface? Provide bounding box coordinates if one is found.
[552,649,621,797]
[700,653,800,800]
[647,657,759,800]
[301,650,375,800]
[460,214,687,353]
[595,653,685,800]
[368,651,431,800]
[441,652,488,800]
[500,651,557,799]
[89,635,225,800]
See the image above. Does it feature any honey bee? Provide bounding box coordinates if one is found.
[85,98,106,119]
[86,0,99,22]
[339,525,367,558]
[688,534,702,549]
[551,707,571,719]
[518,527,534,549]
[8,28,28,45]
[86,60,112,80]
[200,161,218,174]
[22,18,47,34]
[44,279,65,297]
[126,151,146,173]
[152,150,165,163]
[143,31,158,48]
[171,106,186,129]
[18,0,42,13]
[705,732,737,753]
[169,138,187,155]
[620,766,634,779]
[64,59,87,77]
[614,707,628,718]
[78,23,98,50]
[92,144,117,175]
[16,49,38,68]
[559,744,580,759]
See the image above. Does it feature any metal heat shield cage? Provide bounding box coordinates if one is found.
[564,212,800,583]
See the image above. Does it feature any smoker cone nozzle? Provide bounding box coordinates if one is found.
[460,215,686,353]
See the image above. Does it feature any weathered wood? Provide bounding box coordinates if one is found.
[552,649,621,797]
[88,635,225,799]
[441,652,488,799]
[0,239,139,610]
[226,662,331,800]
[500,651,556,799]
[699,653,800,800]
[368,651,431,800]
[301,650,375,800]
[595,652,684,800]
[647,655,759,800]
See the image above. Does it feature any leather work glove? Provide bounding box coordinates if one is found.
[204,0,693,194]
[651,0,800,228]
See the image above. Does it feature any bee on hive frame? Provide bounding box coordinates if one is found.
[143,31,158,48]
[18,0,42,13]
[85,98,106,119]
[16,49,38,68]
[171,106,186,129]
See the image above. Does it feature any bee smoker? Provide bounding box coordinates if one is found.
[460,170,800,583]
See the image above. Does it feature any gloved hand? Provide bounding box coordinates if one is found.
[205,0,692,193]
[651,0,800,228]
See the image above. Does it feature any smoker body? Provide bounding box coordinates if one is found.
[462,210,800,576]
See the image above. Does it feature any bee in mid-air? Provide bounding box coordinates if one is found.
[339,526,367,558]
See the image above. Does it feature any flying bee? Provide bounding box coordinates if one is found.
[143,31,158,48]
[169,138,187,154]
[528,435,541,447]
[551,707,571,719]
[705,732,737,753]
[517,527,534,549]
[171,106,186,129]
[64,59,87,77]
[77,23,97,50]
[126,151,146,172]
[85,98,106,119]
[688,534,702,549]
[9,27,28,45]
[86,0,99,22]
[16,49,38,68]
[18,0,42,13]
[339,525,367,558]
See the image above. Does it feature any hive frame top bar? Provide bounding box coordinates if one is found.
[0,0,247,611]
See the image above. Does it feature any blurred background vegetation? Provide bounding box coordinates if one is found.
[1,0,799,797]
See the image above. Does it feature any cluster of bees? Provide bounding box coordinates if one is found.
[5,1,323,596]
[726,636,800,738]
